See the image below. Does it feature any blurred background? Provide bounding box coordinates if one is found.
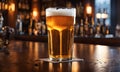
[0,0,119,38]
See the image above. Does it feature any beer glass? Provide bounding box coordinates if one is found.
[46,8,76,61]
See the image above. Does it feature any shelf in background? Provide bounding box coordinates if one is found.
[14,35,120,46]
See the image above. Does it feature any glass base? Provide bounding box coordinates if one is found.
[39,58,84,63]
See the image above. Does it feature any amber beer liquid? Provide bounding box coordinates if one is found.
[46,8,76,61]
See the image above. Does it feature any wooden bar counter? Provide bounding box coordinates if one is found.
[0,40,120,72]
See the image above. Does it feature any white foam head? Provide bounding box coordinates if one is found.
[46,8,76,17]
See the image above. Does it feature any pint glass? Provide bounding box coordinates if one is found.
[46,8,76,61]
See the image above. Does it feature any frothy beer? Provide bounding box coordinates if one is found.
[46,8,76,61]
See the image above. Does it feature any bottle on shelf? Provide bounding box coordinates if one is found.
[18,0,22,9]
[84,17,89,37]
[15,15,23,35]
[1,0,5,10]
[102,8,108,25]
[41,21,47,35]
[0,1,1,10]
[22,0,25,10]
[79,19,84,37]
[105,26,109,35]
[37,20,42,35]
[115,24,120,37]
[74,23,80,36]
[101,8,109,37]
[88,17,95,37]
[33,20,39,36]
[25,0,29,10]
[94,24,102,38]
[0,13,4,32]
[100,24,106,37]
[76,2,84,24]
[96,8,101,24]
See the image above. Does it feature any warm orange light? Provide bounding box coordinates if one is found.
[5,4,8,10]
[86,5,92,15]
[9,3,15,11]
[33,10,38,17]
